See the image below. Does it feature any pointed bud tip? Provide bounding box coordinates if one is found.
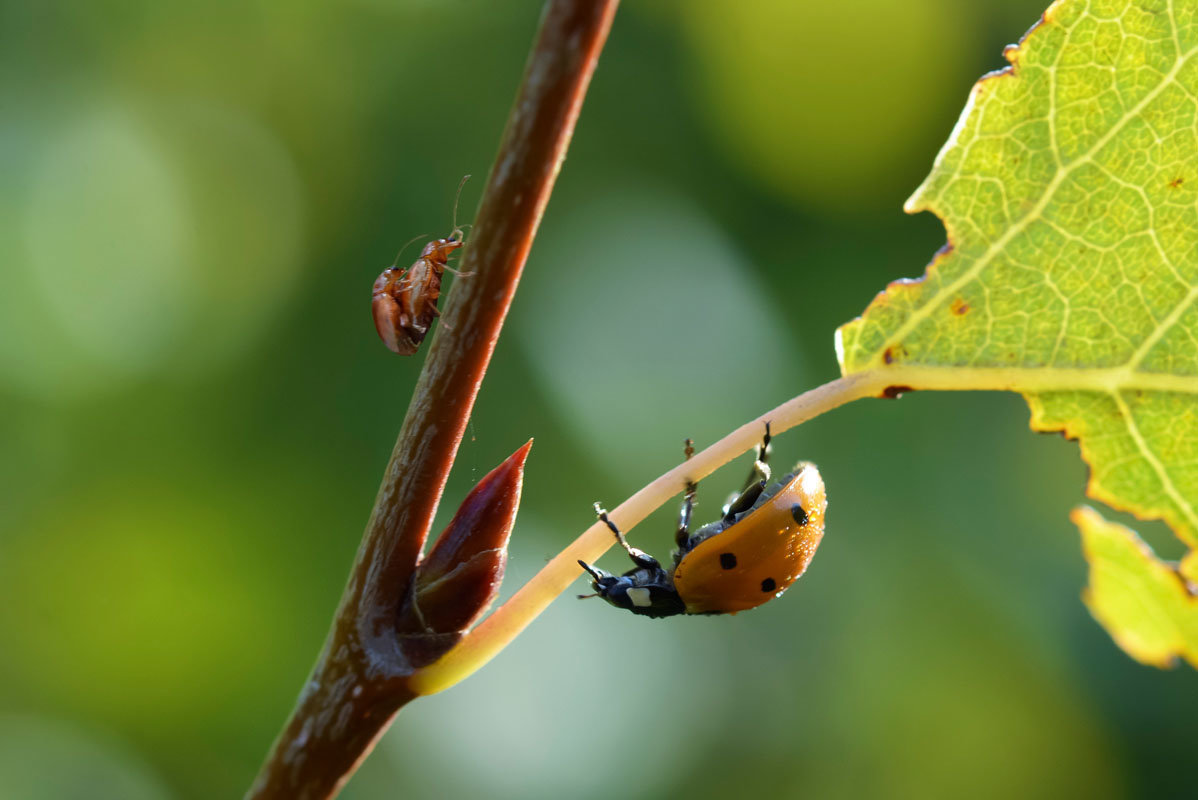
[397,440,533,666]
[499,438,534,474]
[467,438,532,497]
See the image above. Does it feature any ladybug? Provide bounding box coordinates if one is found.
[372,176,472,355]
[578,423,826,617]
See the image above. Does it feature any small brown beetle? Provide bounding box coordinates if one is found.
[372,176,471,355]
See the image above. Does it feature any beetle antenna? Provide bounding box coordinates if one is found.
[389,233,427,268]
[578,559,604,581]
[450,174,471,235]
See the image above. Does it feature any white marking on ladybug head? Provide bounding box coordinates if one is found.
[626,587,652,608]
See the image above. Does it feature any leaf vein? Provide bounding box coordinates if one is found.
[1110,389,1198,536]
[868,39,1198,368]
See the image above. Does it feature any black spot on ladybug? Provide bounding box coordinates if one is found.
[791,504,808,526]
[761,578,777,593]
[719,552,737,570]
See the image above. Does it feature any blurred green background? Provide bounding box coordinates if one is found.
[2,0,1195,798]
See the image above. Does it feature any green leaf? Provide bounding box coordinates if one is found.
[835,0,1198,663]
[1074,506,1198,668]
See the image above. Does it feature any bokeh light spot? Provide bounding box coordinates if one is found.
[680,0,974,211]
[4,94,305,400]
[22,103,193,380]
[517,185,803,475]
[0,715,174,800]
[153,100,305,377]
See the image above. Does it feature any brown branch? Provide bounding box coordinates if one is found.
[247,2,619,797]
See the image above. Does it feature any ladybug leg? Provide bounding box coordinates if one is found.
[747,421,773,488]
[723,481,764,521]
[676,438,697,549]
[594,503,660,570]
[675,479,697,550]
[722,422,773,519]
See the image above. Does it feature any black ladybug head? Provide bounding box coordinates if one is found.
[577,560,642,612]
[576,560,686,618]
[578,560,618,597]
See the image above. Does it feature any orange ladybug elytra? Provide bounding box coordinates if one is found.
[372,176,472,355]
[579,423,826,617]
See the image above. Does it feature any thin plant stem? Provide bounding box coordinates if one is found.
[411,353,1082,694]
[248,2,619,797]
[408,371,887,695]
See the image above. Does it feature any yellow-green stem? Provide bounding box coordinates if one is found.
[408,371,886,695]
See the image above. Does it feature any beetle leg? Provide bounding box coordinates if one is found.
[734,421,772,492]
[426,296,457,330]
[675,438,698,548]
[675,480,697,550]
[722,422,772,519]
[723,481,764,521]
[594,503,660,570]
[752,421,772,485]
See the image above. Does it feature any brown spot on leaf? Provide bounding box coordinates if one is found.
[1169,176,1184,188]
[882,344,909,364]
[950,298,970,316]
[881,385,914,399]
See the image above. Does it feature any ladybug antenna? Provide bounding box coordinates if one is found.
[389,233,428,268]
[577,559,605,581]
